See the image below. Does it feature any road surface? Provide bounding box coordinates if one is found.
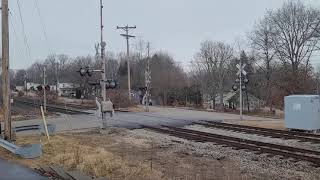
[11,106,281,132]
[0,158,47,180]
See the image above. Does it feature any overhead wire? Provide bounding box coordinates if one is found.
[15,0,39,112]
[16,0,32,60]
[9,12,24,64]
[33,0,52,54]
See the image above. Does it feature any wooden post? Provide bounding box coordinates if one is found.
[40,106,50,142]
[2,0,11,141]
[150,141,153,171]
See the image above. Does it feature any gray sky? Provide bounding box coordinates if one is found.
[7,0,320,70]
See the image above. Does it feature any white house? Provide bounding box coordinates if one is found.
[57,83,80,97]
[204,91,265,111]
[26,82,41,91]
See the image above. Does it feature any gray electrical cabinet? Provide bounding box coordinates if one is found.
[285,95,320,130]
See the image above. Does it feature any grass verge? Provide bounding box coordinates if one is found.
[15,134,163,180]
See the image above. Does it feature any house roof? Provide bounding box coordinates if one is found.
[216,91,262,102]
[224,92,237,101]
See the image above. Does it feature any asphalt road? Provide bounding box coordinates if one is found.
[0,159,47,180]
[12,106,280,132]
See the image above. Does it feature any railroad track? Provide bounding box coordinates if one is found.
[194,121,320,144]
[14,99,92,115]
[143,125,320,166]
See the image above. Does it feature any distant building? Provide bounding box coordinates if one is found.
[15,86,24,91]
[26,82,41,91]
[23,82,79,97]
[204,91,265,111]
[57,83,80,97]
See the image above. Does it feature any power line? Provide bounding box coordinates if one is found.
[33,0,52,54]
[16,0,32,59]
[9,12,24,62]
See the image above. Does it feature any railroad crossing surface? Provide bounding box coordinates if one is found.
[11,106,279,133]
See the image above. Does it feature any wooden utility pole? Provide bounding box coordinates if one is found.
[2,0,11,140]
[43,67,47,113]
[116,25,136,101]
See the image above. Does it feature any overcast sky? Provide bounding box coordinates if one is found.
[6,0,320,70]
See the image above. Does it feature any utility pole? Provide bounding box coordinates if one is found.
[99,0,108,129]
[317,74,320,95]
[43,67,47,113]
[55,62,59,94]
[2,0,11,140]
[24,72,28,96]
[145,42,151,112]
[239,57,243,121]
[100,0,106,102]
[116,25,136,101]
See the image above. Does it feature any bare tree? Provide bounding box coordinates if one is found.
[12,69,26,86]
[150,52,186,105]
[214,42,233,110]
[268,1,320,93]
[194,40,216,108]
[194,40,233,110]
[249,18,276,111]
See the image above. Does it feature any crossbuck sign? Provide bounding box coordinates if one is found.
[236,64,247,76]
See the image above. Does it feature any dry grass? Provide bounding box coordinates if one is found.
[2,129,258,180]
[237,120,285,130]
[16,135,163,180]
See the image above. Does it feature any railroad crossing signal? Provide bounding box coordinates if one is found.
[77,67,117,89]
[78,67,93,77]
[145,71,151,84]
[236,64,247,76]
[45,85,50,91]
[233,63,249,92]
[37,85,43,91]
[36,85,50,91]
[88,80,117,89]
[104,79,117,89]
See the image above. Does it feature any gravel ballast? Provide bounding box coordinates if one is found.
[186,124,320,151]
[130,127,320,180]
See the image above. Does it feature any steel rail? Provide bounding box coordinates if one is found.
[195,122,320,144]
[144,125,320,166]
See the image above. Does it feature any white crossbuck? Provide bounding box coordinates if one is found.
[236,64,247,76]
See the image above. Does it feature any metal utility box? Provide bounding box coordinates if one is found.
[285,95,320,130]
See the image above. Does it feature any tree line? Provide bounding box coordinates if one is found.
[12,1,320,110]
